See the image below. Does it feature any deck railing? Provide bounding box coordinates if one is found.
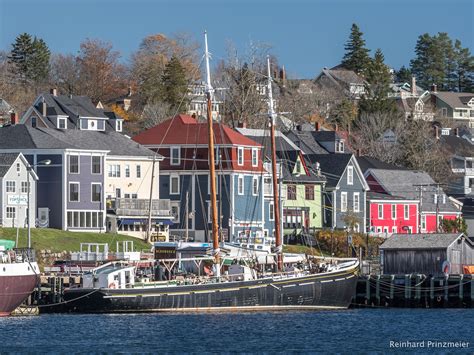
[108,198,171,216]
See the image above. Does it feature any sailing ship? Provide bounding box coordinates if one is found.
[0,241,39,316]
[51,32,359,313]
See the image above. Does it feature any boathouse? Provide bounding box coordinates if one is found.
[380,233,474,275]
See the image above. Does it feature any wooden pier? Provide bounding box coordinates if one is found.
[353,274,474,308]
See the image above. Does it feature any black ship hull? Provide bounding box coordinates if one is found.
[49,266,358,313]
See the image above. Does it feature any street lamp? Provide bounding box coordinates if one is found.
[27,159,51,249]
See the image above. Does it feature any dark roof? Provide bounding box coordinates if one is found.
[285,131,329,155]
[367,191,414,201]
[305,153,353,187]
[0,153,19,177]
[440,134,474,157]
[278,150,325,184]
[235,128,300,157]
[433,92,474,109]
[0,125,155,157]
[380,233,465,250]
[357,156,405,174]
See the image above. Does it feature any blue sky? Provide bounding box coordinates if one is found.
[0,0,472,78]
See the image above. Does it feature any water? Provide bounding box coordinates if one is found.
[1,309,473,354]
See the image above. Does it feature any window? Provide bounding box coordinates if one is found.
[391,204,396,220]
[421,215,426,230]
[215,147,220,166]
[252,148,258,167]
[16,163,20,172]
[353,192,360,212]
[124,193,130,199]
[287,185,297,200]
[347,166,353,185]
[171,203,180,223]
[21,181,29,193]
[237,147,244,166]
[136,165,141,178]
[67,211,103,229]
[305,185,314,200]
[404,205,409,220]
[108,164,120,178]
[69,183,79,202]
[378,204,383,219]
[442,194,446,204]
[238,175,244,195]
[252,176,259,196]
[125,165,130,178]
[341,192,348,212]
[116,120,122,132]
[264,177,273,196]
[115,188,121,198]
[31,116,37,128]
[69,155,79,174]
[6,181,15,193]
[392,226,397,233]
[6,207,16,219]
[170,175,179,194]
[131,193,138,199]
[91,156,101,174]
[269,202,274,221]
[91,184,101,202]
[336,141,344,153]
[441,108,447,117]
[170,147,180,165]
[81,119,88,130]
[58,118,67,129]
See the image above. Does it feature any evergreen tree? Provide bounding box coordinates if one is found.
[9,32,50,84]
[454,40,474,92]
[161,56,189,112]
[395,66,412,83]
[341,24,371,75]
[359,49,395,114]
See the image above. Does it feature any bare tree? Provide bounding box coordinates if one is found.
[49,53,80,95]
[141,101,173,129]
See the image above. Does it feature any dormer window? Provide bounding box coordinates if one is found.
[336,141,344,153]
[58,117,67,129]
[116,120,123,132]
[31,116,37,128]
[467,98,474,108]
[415,101,424,112]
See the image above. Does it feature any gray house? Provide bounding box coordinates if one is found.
[305,153,369,232]
[380,233,474,275]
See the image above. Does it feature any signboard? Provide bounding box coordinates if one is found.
[154,246,177,260]
[7,195,27,206]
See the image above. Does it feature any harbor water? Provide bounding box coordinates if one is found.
[1,309,473,353]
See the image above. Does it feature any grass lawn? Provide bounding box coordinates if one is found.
[283,244,327,256]
[0,228,151,252]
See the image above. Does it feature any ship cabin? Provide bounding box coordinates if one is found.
[82,262,136,289]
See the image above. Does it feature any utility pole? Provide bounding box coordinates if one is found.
[146,155,156,243]
[185,190,189,242]
[413,184,427,233]
[432,183,443,233]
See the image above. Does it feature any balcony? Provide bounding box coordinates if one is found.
[108,198,171,217]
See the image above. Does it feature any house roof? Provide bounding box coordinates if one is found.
[367,191,415,202]
[285,131,329,155]
[440,134,474,157]
[278,150,326,184]
[433,92,474,109]
[324,67,365,85]
[380,233,466,250]
[0,125,155,157]
[305,153,353,187]
[236,128,301,155]
[133,114,262,147]
[0,98,13,115]
[357,156,404,175]
[366,169,459,213]
[0,153,20,177]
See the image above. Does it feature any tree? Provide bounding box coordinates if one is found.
[440,217,467,234]
[76,39,128,102]
[8,32,50,85]
[49,53,80,95]
[330,98,358,132]
[359,49,396,114]
[453,40,474,92]
[161,56,189,113]
[141,101,173,129]
[341,24,371,75]
[395,66,412,83]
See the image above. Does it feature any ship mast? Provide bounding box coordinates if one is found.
[266,56,283,272]
[204,31,221,278]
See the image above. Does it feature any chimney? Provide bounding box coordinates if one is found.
[411,76,417,96]
[315,121,321,131]
[431,84,437,93]
[50,88,57,96]
[435,126,439,140]
[237,121,246,128]
[41,100,47,116]
[127,87,132,97]
[334,123,338,132]
[356,148,361,157]
[10,112,18,125]
[455,127,459,137]
[279,66,286,81]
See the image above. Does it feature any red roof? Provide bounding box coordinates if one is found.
[133,114,262,147]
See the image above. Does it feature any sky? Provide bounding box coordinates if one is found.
[0,0,472,78]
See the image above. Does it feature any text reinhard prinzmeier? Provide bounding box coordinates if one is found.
[389,340,469,349]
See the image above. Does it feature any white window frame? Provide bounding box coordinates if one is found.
[136,165,141,178]
[5,181,15,193]
[69,182,80,202]
[421,215,426,231]
[69,155,80,174]
[170,146,181,166]
[252,176,259,196]
[125,165,130,178]
[251,148,258,167]
[6,206,16,219]
[108,164,120,178]
[91,156,101,175]
[170,174,180,195]
[16,163,20,173]
[269,202,274,221]
[238,175,244,195]
[341,192,348,212]
[116,120,122,132]
[91,183,101,202]
[347,166,353,185]
[21,181,29,194]
[391,204,396,220]
[353,192,360,212]
[404,204,409,220]
[378,204,383,219]
[237,147,244,166]
[58,117,67,129]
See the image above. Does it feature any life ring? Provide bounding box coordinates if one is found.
[108,282,116,289]
[441,261,451,275]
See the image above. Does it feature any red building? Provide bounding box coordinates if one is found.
[366,169,461,234]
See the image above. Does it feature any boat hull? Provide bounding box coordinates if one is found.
[53,266,358,313]
[0,262,39,316]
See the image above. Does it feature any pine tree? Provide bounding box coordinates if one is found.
[359,49,395,114]
[341,24,371,75]
[161,56,189,112]
[395,66,412,83]
[454,39,474,92]
[9,32,50,85]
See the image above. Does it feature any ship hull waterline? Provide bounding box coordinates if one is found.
[0,270,38,316]
[48,266,358,313]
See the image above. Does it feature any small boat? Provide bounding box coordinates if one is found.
[0,241,39,316]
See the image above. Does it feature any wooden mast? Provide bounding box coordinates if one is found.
[266,56,283,271]
[204,31,220,278]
